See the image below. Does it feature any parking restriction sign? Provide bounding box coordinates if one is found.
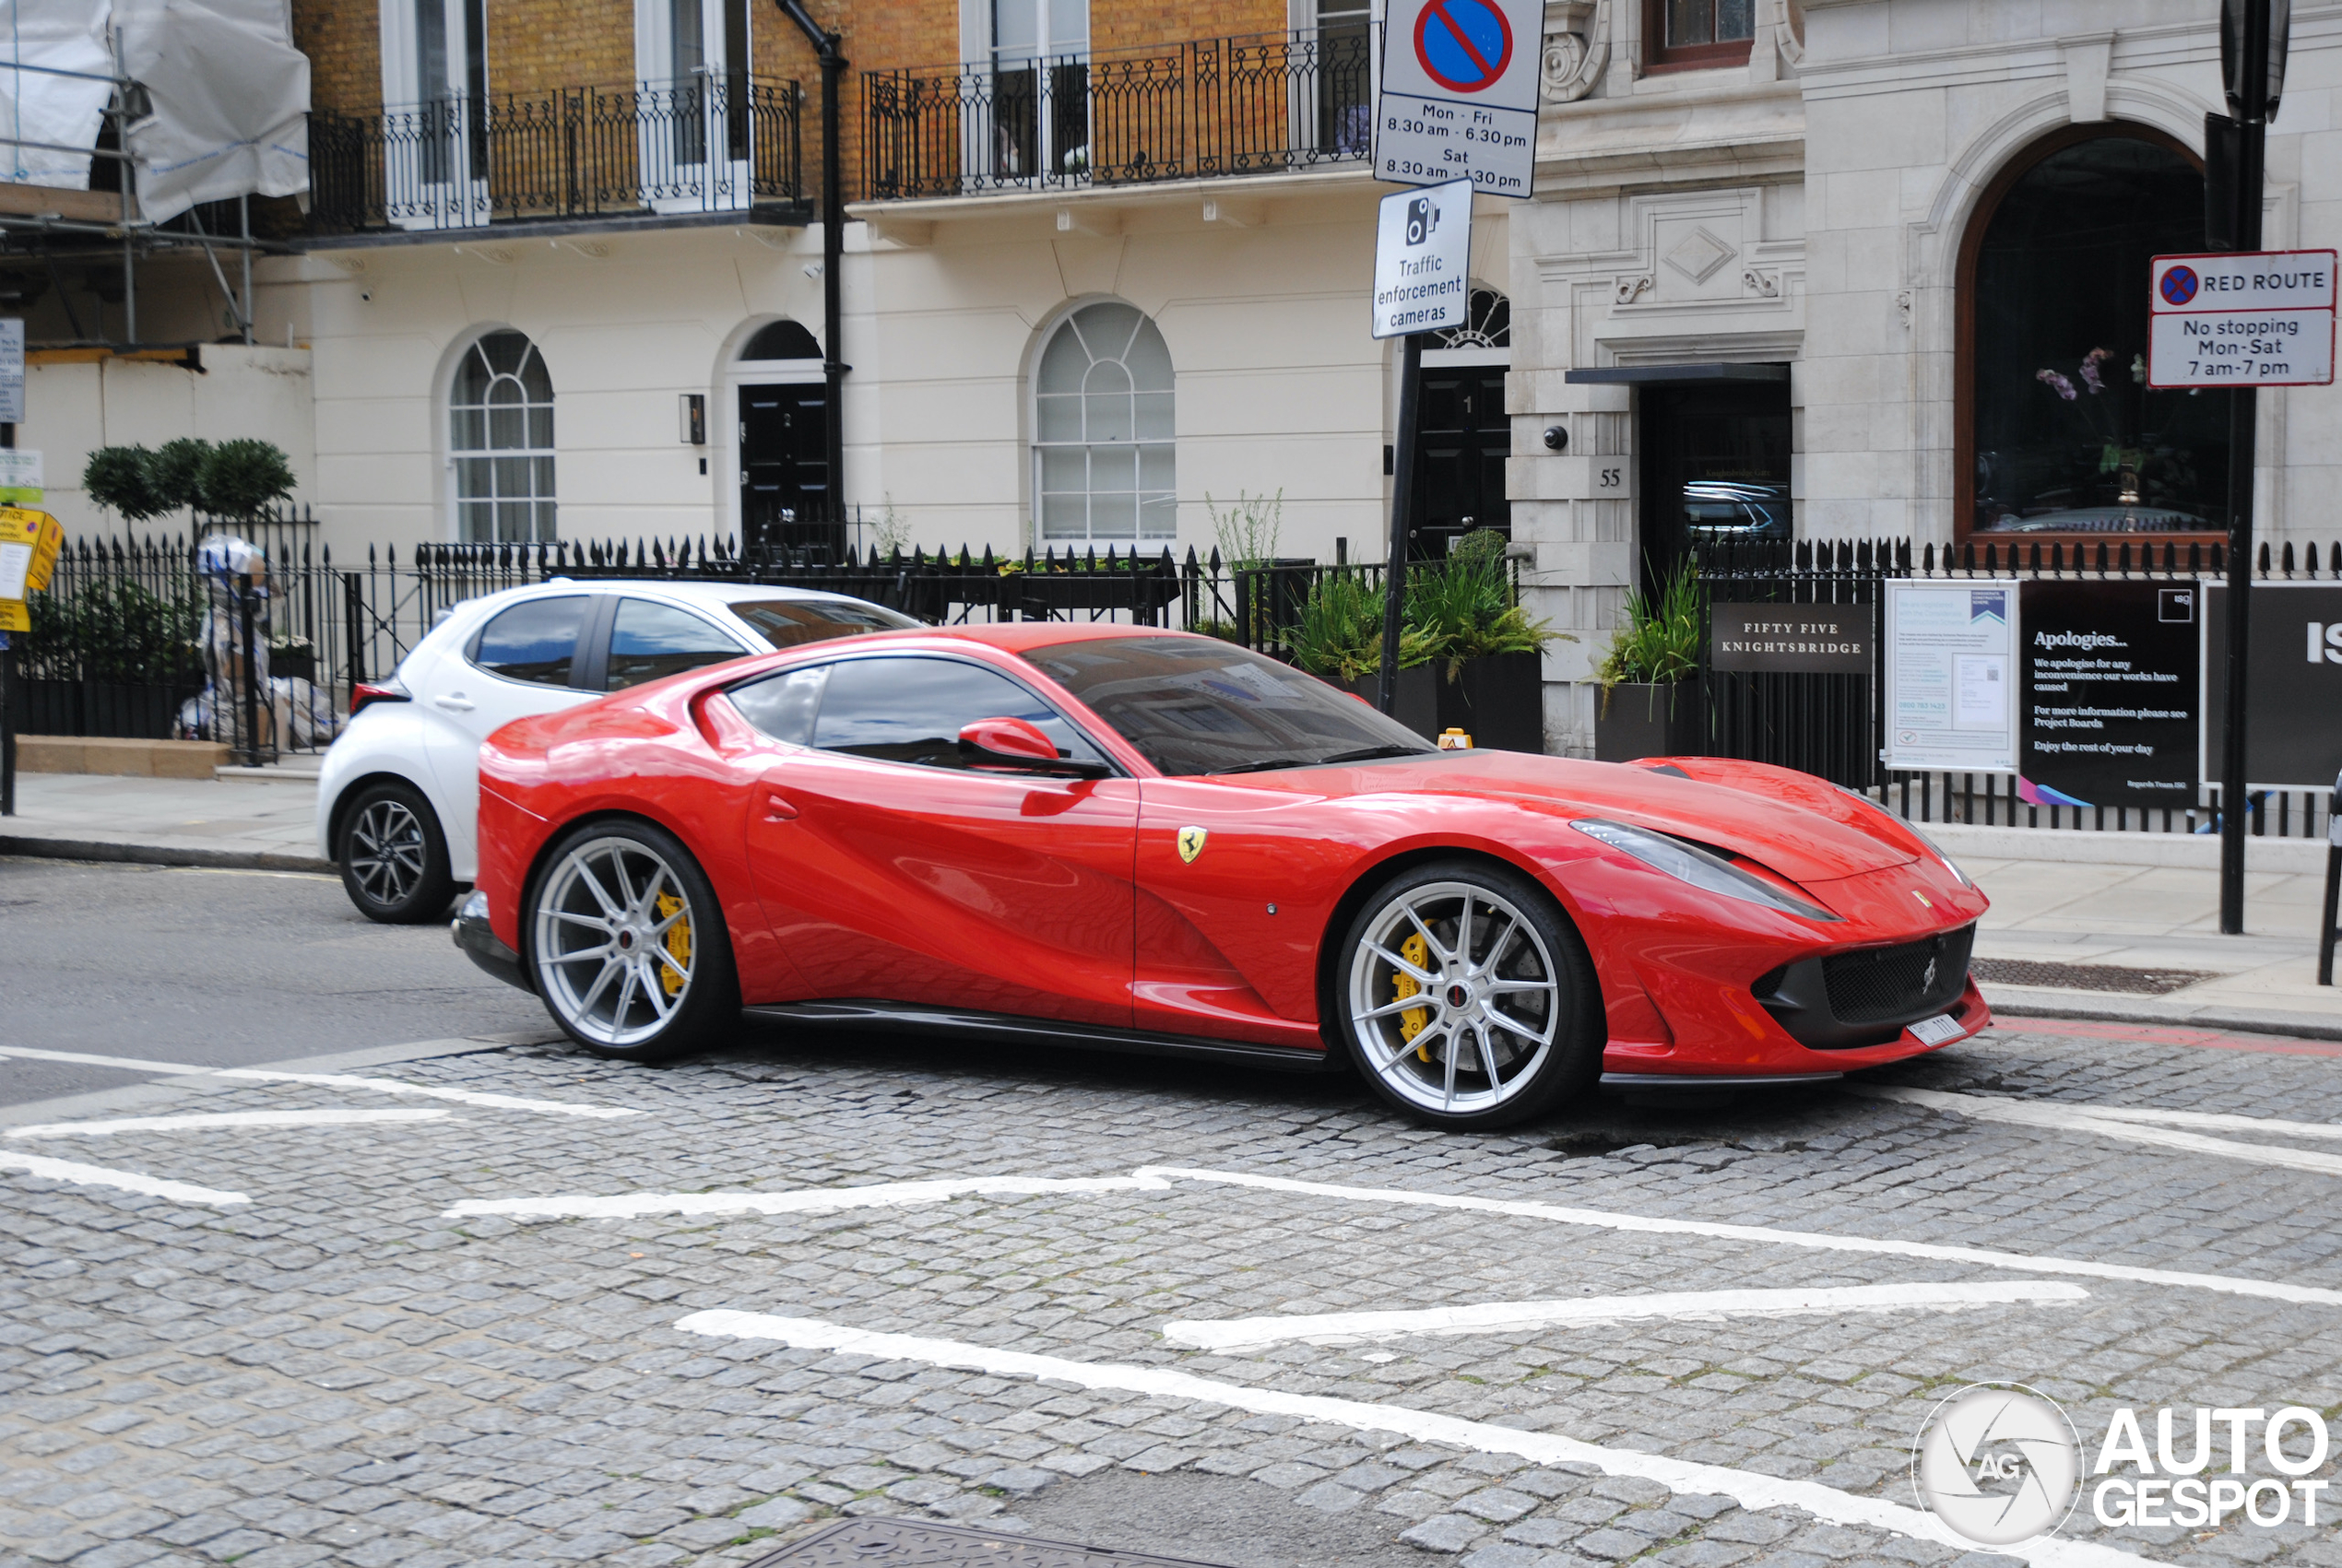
[2147,249,2336,388]
[1376,0,1540,198]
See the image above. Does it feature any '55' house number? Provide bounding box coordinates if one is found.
[1596,466,1625,490]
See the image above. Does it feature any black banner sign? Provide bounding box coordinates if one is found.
[2204,582,2342,788]
[2018,579,2200,808]
[1709,603,1874,674]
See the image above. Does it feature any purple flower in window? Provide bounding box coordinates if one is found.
[2035,368,2077,401]
[2079,348,2111,393]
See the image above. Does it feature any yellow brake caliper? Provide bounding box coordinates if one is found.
[655,892,692,996]
[1393,932,1432,1056]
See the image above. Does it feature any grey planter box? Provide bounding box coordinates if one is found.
[1345,652,1544,752]
[1595,681,1701,762]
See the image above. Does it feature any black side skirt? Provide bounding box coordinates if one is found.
[740,1000,1341,1075]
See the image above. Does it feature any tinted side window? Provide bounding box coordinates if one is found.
[727,665,828,746]
[471,596,589,687]
[731,598,920,648]
[812,656,1104,769]
[607,599,748,690]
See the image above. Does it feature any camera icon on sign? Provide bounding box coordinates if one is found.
[1405,196,1439,247]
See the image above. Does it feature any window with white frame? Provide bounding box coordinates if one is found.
[451,330,558,543]
[1034,301,1174,543]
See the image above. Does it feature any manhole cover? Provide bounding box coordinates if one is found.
[1972,958,2218,996]
[746,1517,1236,1568]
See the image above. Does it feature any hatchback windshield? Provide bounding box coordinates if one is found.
[732,599,920,648]
[1023,634,1436,776]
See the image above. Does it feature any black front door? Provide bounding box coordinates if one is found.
[1636,382,1792,595]
[739,382,832,552]
[1410,363,1509,558]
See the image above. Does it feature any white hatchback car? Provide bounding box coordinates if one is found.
[317,577,918,922]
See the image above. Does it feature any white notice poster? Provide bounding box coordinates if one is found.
[1884,580,2018,773]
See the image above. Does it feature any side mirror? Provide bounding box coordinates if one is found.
[957,717,1108,777]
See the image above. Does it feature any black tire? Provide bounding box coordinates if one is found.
[524,818,739,1060]
[1334,857,1603,1129]
[337,779,456,925]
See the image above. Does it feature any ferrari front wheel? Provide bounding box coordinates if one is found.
[527,820,738,1060]
[1339,860,1601,1129]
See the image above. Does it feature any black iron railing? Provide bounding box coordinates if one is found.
[1691,534,2340,838]
[309,75,805,233]
[862,27,1374,201]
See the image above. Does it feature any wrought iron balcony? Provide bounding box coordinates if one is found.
[308,74,805,235]
[861,27,1374,202]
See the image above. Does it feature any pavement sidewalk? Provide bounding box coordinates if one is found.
[3,770,2336,1038]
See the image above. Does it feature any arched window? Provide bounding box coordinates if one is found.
[1034,301,1175,543]
[1962,129,2220,538]
[451,329,557,543]
[739,319,821,361]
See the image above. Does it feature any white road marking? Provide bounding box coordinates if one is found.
[7,1108,451,1140]
[675,1309,2144,1568]
[0,1150,248,1205]
[1161,1280,2090,1352]
[2020,1102,2342,1140]
[0,1045,209,1073]
[1852,1086,2342,1176]
[443,1173,1172,1220]
[0,1046,640,1119]
[1132,1166,2342,1308]
[214,1068,640,1119]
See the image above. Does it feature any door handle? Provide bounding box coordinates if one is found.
[763,791,798,821]
[432,694,475,713]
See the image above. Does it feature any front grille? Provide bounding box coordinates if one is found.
[1822,925,1974,1024]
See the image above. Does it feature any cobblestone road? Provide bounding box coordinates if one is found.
[5,1021,2340,1568]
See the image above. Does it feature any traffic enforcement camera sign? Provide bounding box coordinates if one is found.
[1373,179,1474,339]
[1375,0,1541,198]
[2147,250,2336,388]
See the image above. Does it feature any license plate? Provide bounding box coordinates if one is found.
[1909,1013,1965,1046]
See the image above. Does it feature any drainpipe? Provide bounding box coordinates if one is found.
[775,0,847,541]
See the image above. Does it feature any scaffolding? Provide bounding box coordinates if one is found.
[0,41,295,351]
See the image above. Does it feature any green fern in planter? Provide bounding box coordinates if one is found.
[1404,531,1567,679]
[1286,569,1432,684]
[1595,559,1702,713]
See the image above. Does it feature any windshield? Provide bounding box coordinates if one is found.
[1023,634,1436,776]
[731,598,920,649]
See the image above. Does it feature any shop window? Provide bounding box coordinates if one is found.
[1033,301,1176,543]
[1963,130,2221,539]
[1645,0,1754,70]
[451,329,557,543]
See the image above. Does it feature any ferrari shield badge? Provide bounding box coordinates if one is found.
[1177,826,1208,864]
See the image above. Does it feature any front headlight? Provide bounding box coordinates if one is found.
[1830,784,1969,887]
[1571,819,1840,921]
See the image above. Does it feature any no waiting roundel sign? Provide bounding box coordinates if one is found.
[1376,0,1541,197]
[1414,0,1511,94]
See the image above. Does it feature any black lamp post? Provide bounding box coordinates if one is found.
[775,0,847,544]
[2210,0,2289,933]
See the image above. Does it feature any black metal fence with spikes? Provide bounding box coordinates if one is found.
[1693,535,2337,840]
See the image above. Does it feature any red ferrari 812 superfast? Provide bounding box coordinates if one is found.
[457,624,1989,1128]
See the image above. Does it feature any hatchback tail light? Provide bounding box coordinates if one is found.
[350,679,409,715]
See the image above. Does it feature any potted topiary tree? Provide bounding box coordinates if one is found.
[1594,560,1703,761]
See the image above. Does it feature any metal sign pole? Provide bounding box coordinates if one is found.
[2321,769,2340,985]
[2218,0,2275,934]
[1378,331,1425,714]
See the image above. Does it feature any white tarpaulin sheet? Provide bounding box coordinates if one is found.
[1,2,115,187]
[120,0,310,223]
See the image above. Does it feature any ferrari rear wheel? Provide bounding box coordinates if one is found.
[527,820,738,1060]
[1340,860,1600,1128]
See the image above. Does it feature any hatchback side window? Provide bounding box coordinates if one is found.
[606,598,749,690]
[810,656,1106,770]
[470,595,590,687]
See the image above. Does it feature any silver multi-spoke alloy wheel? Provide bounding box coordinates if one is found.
[532,834,701,1050]
[1347,879,1562,1118]
[347,798,426,907]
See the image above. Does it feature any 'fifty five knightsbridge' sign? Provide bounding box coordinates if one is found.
[1709,603,1875,675]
